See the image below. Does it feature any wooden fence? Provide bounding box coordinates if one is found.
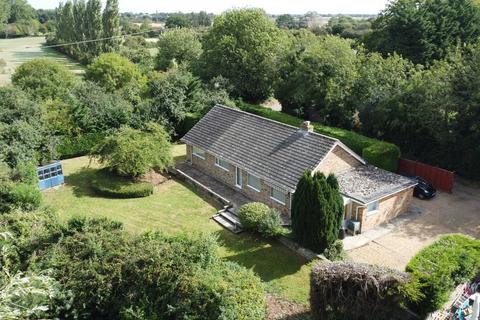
[398,159,455,193]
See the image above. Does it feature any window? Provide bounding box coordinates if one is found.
[247,173,261,192]
[235,167,242,188]
[215,157,229,171]
[366,201,379,216]
[192,146,205,159]
[271,186,286,205]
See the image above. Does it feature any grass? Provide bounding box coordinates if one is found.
[42,144,315,304]
[0,37,84,86]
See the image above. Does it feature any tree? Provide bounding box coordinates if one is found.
[165,13,192,28]
[276,14,296,29]
[102,0,121,52]
[291,171,343,252]
[276,35,358,127]
[85,53,146,103]
[11,59,77,101]
[91,123,173,177]
[85,0,103,58]
[156,28,202,71]
[365,0,480,65]
[0,0,11,37]
[199,8,284,103]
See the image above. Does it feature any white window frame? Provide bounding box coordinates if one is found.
[366,201,379,216]
[215,157,230,171]
[247,173,261,192]
[270,186,286,205]
[235,166,242,188]
[192,146,205,159]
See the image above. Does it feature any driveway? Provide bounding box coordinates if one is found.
[347,179,480,270]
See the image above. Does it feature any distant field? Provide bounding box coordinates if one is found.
[0,37,84,86]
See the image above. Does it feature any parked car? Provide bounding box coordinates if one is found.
[412,176,436,199]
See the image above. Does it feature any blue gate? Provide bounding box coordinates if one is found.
[37,162,64,190]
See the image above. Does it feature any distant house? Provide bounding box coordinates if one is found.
[181,105,416,233]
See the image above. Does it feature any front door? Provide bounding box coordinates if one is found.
[344,202,352,220]
[235,166,242,188]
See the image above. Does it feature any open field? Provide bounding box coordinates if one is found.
[0,37,84,85]
[42,144,315,305]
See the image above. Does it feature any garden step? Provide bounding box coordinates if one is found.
[221,209,242,226]
[213,214,243,234]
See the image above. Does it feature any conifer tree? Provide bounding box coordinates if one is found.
[102,0,121,52]
[85,0,103,58]
[291,171,343,252]
[73,0,87,54]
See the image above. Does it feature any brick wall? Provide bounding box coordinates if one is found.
[315,145,362,175]
[186,144,291,215]
[357,187,414,232]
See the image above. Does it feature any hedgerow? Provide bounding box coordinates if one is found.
[57,133,105,159]
[238,102,401,172]
[91,170,153,198]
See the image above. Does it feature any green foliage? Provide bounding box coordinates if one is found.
[199,8,284,102]
[85,53,146,103]
[405,234,480,316]
[366,0,480,65]
[156,28,202,71]
[238,103,401,172]
[238,202,270,230]
[102,0,121,52]
[276,34,358,128]
[291,172,343,253]
[257,209,287,238]
[91,169,153,198]
[12,59,77,101]
[321,16,372,40]
[8,183,41,211]
[323,240,346,261]
[362,143,401,172]
[56,132,104,159]
[91,123,173,178]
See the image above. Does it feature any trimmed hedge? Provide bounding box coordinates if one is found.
[57,133,105,159]
[238,103,401,172]
[238,202,271,230]
[405,234,480,316]
[91,170,154,198]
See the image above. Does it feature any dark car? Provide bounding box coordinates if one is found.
[412,176,436,199]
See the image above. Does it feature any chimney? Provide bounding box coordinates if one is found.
[300,121,314,133]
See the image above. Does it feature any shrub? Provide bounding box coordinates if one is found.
[8,183,42,211]
[57,133,104,159]
[258,209,287,238]
[405,234,480,316]
[91,170,153,198]
[238,202,270,230]
[323,240,346,261]
[310,262,415,320]
[238,102,401,172]
[90,123,173,178]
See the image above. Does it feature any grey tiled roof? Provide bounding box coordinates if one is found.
[181,105,338,191]
[337,165,417,204]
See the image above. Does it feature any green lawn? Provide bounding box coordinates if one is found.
[43,144,314,304]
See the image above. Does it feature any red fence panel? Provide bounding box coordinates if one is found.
[398,158,455,193]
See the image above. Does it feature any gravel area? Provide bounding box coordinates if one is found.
[347,179,480,270]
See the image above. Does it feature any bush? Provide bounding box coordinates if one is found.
[310,262,415,320]
[258,209,287,238]
[238,202,270,230]
[405,234,480,316]
[57,133,104,159]
[8,183,42,211]
[238,102,401,172]
[323,240,346,261]
[91,170,154,198]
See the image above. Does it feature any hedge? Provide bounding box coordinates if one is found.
[238,103,401,172]
[57,133,105,159]
[91,170,154,198]
[405,234,480,316]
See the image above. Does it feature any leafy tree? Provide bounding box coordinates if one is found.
[0,0,10,36]
[91,123,173,177]
[85,0,103,58]
[102,0,121,52]
[276,35,358,127]
[165,13,192,28]
[11,59,77,101]
[276,14,296,29]
[321,16,372,40]
[199,8,284,103]
[85,53,146,103]
[291,171,343,253]
[156,28,202,71]
[365,0,480,65]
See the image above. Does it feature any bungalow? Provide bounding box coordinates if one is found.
[180,105,416,233]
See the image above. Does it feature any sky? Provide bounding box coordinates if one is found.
[28,0,390,15]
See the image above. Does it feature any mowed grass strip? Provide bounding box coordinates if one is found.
[42,144,314,304]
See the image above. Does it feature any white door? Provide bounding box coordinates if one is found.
[235,167,242,188]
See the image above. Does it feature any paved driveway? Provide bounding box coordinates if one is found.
[347,180,480,270]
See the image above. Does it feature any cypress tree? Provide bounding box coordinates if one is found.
[73,0,87,55]
[102,0,121,52]
[291,171,343,252]
[85,0,103,59]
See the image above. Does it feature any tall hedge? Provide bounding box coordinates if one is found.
[238,103,401,172]
[310,262,415,320]
[57,133,105,159]
[405,234,480,316]
[291,171,343,253]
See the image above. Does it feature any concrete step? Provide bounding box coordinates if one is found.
[213,214,243,234]
[221,209,241,226]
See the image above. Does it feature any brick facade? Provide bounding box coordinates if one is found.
[186,145,291,215]
[315,145,362,175]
